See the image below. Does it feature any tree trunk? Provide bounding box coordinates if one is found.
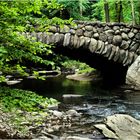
[79,0,83,16]
[115,0,123,23]
[130,0,135,25]
[118,0,123,22]
[115,1,119,22]
[104,0,110,22]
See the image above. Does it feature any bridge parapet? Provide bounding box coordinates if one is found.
[22,21,140,66]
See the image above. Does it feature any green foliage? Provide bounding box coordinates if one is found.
[58,0,90,19]
[61,59,95,74]
[92,0,140,24]
[0,0,73,81]
[0,87,59,112]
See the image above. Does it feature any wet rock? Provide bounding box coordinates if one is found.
[64,136,92,140]
[6,75,13,79]
[126,55,140,90]
[62,94,84,104]
[6,80,21,85]
[66,109,81,117]
[94,114,140,140]
[66,73,97,82]
[48,104,58,110]
[32,136,52,140]
[50,110,63,118]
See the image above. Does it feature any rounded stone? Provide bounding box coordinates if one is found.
[133,29,138,33]
[128,32,135,38]
[49,26,57,32]
[85,25,93,31]
[89,38,98,53]
[66,109,81,117]
[115,30,121,35]
[84,31,93,37]
[120,40,129,49]
[70,29,76,35]
[120,28,130,33]
[108,36,113,44]
[113,35,122,46]
[105,30,114,36]
[92,27,97,32]
[113,26,120,30]
[122,32,129,40]
[76,29,83,36]
[135,33,140,40]
[99,33,107,42]
[93,33,99,39]
[60,25,70,33]
[104,26,110,30]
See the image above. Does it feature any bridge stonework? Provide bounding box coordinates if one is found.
[23,21,140,85]
[23,21,140,66]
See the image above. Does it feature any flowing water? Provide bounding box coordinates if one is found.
[13,74,140,139]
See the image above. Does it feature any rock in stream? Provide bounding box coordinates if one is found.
[94,114,140,140]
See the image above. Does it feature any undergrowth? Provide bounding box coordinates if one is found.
[0,87,58,112]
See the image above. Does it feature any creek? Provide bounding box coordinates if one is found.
[11,74,140,139]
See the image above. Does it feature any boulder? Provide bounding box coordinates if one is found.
[6,80,22,85]
[113,35,122,46]
[66,109,81,117]
[64,136,91,140]
[94,114,140,140]
[126,55,140,90]
[62,94,84,104]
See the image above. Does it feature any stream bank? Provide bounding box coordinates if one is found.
[0,72,140,139]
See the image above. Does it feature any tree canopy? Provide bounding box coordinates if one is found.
[0,0,139,81]
[0,0,72,81]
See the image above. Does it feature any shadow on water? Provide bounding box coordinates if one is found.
[10,74,140,120]
[4,74,140,139]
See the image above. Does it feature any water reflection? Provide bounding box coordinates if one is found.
[13,74,140,120]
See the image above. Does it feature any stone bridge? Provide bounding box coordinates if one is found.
[23,21,140,85]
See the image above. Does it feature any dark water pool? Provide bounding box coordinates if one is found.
[13,75,140,120]
[9,74,140,139]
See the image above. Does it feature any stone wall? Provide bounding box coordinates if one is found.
[22,21,140,66]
